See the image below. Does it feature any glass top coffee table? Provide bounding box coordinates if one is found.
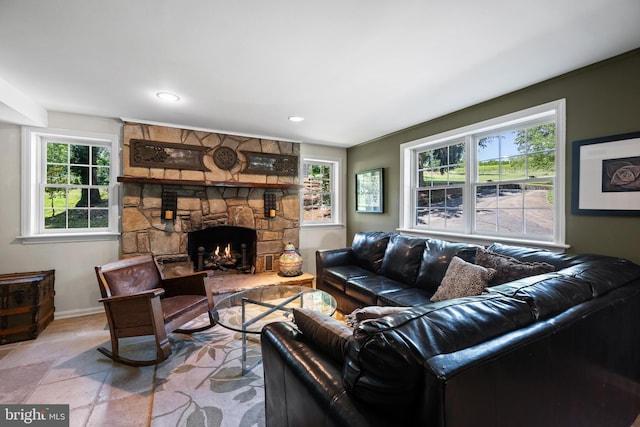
[211,285,337,374]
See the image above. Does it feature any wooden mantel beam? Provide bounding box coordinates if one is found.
[117,176,302,190]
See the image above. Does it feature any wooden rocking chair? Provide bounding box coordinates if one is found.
[95,255,215,366]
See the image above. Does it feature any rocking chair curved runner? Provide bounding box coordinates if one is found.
[95,255,216,366]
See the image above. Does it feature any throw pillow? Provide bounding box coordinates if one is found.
[292,308,353,363]
[475,247,556,285]
[345,306,409,329]
[431,256,496,302]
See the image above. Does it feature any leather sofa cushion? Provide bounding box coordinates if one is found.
[486,242,581,270]
[345,275,411,306]
[352,231,391,273]
[377,287,433,306]
[487,273,593,319]
[380,235,426,285]
[323,266,374,292]
[343,294,535,410]
[415,239,481,292]
[292,308,353,363]
[559,256,640,297]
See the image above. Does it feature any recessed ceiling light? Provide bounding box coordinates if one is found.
[155,92,180,102]
[288,116,304,122]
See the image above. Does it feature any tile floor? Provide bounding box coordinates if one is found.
[0,313,156,427]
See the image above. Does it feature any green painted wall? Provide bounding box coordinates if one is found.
[347,48,640,264]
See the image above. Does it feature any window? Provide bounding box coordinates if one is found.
[301,159,340,225]
[400,100,566,248]
[416,140,465,230]
[20,127,120,243]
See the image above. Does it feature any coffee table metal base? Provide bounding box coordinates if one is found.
[240,291,303,375]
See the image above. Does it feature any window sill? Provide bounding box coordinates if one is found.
[396,228,569,251]
[17,232,120,244]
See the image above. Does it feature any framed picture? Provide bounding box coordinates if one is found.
[130,139,210,171]
[240,151,298,176]
[571,131,640,216]
[356,168,384,213]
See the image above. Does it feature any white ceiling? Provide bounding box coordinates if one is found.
[1,1,639,147]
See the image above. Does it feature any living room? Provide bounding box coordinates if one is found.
[1,1,640,426]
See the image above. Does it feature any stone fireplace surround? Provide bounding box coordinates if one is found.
[120,123,301,276]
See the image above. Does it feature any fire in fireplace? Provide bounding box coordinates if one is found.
[201,242,246,272]
[187,226,257,274]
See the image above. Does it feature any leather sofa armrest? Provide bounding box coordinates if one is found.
[262,321,386,427]
[316,248,356,284]
[317,248,356,268]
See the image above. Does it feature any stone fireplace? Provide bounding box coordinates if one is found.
[119,123,301,276]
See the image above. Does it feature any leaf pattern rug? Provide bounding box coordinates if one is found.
[151,319,265,427]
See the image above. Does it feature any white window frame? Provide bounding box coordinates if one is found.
[399,99,567,249]
[300,157,342,227]
[19,126,120,243]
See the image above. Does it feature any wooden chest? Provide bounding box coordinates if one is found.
[0,270,55,345]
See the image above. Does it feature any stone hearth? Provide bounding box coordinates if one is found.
[119,123,301,275]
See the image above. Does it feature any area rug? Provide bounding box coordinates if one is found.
[151,318,265,427]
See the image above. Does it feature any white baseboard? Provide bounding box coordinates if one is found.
[54,306,104,319]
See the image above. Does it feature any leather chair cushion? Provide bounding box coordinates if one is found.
[292,308,353,363]
[380,235,426,285]
[345,275,411,306]
[162,295,209,327]
[351,231,391,273]
[323,266,374,292]
[103,259,162,295]
[415,239,481,292]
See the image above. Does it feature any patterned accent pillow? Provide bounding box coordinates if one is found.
[430,256,496,302]
[475,247,556,285]
[345,306,409,329]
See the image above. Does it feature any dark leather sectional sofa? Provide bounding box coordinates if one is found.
[261,232,640,427]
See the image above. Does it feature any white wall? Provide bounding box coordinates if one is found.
[298,144,348,281]
[0,112,122,318]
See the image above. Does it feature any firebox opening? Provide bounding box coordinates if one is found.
[187,226,257,274]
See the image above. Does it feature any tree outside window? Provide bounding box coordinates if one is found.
[302,161,334,223]
[44,141,111,229]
